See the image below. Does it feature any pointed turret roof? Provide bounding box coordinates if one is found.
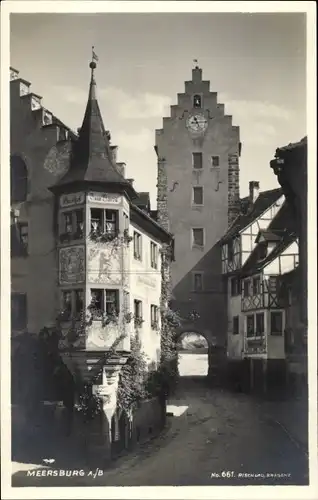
[51,52,136,199]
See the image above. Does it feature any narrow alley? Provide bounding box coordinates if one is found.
[12,376,308,487]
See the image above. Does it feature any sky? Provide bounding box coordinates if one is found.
[10,12,307,206]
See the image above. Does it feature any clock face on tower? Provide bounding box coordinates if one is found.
[186,114,208,134]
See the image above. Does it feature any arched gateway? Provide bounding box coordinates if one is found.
[175,330,226,383]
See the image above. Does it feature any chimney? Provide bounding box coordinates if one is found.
[249,181,260,204]
[110,145,118,163]
[116,162,126,177]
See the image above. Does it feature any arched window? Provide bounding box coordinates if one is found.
[10,155,28,203]
[193,94,202,108]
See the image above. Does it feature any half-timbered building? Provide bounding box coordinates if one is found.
[220,181,300,393]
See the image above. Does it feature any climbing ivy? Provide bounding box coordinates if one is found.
[116,334,149,414]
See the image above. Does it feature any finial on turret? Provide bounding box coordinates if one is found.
[193,58,199,69]
[90,46,99,72]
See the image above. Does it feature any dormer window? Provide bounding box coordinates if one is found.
[193,94,202,108]
[43,110,53,126]
[258,242,268,260]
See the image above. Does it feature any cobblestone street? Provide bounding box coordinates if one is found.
[12,376,309,487]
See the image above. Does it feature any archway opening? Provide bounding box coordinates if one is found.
[177,332,209,377]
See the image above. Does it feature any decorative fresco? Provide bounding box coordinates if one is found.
[88,192,120,204]
[59,245,85,284]
[43,140,72,178]
[87,245,123,285]
[60,192,85,208]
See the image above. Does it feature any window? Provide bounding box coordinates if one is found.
[134,232,142,260]
[11,293,27,331]
[252,277,261,295]
[60,209,84,242]
[90,289,119,320]
[243,280,251,297]
[193,272,203,291]
[211,156,220,167]
[74,289,84,317]
[192,186,203,205]
[90,208,118,238]
[105,290,119,316]
[193,94,202,108]
[230,277,240,297]
[11,155,28,203]
[105,210,117,236]
[123,291,130,313]
[271,311,283,335]
[192,228,204,247]
[11,222,29,257]
[228,241,234,262]
[246,315,254,337]
[61,289,85,320]
[256,313,264,335]
[233,316,239,335]
[192,152,203,170]
[151,305,159,329]
[90,289,104,319]
[123,213,129,231]
[91,208,103,234]
[268,276,278,292]
[150,242,158,269]
[74,210,84,237]
[61,290,72,320]
[64,212,73,234]
[134,299,143,327]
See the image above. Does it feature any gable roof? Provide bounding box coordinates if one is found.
[135,192,151,211]
[240,201,297,275]
[51,60,136,200]
[219,187,283,244]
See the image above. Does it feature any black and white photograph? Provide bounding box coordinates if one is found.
[1,1,316,498]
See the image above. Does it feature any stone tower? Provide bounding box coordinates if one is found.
[155,65,241,347]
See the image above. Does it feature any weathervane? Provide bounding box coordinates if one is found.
[90,46,99,74]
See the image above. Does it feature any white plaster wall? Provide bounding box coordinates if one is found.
[227,280,244,359]
[129,221,162,368]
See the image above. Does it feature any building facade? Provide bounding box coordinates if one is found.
[155,65,241,355]
[220,182,300,393]
[10,60,173,457]
[270,137,308,392]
